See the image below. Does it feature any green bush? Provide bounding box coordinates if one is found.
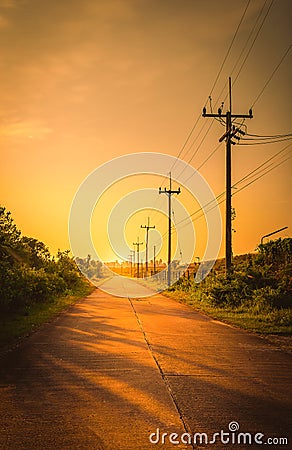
[0,206,88,312]
[173,239,291,313]
[200,274,251,307]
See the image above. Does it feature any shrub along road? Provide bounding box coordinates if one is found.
[0,289,291,449]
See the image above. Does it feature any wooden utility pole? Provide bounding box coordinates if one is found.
[141,217,155,277]
[202,77,253,276]
[159,173,181,286]
[133,237,143,278]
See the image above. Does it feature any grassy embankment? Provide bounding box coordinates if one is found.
[167,239,292,336]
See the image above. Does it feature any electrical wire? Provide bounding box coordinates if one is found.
[229,0,270,85]
[172,208,183,261]
[182,142,223,185]
[179,0,272,183]
[165,0,252,177]
[233,0,275,85]
[251,43,292,107]
[206,0,252,103]
[238,137,292,145]
[183,120,215,166]
[177,151,291,233]
[232,143,291,186]
[212,0,274,111]
[148,1,288,233]
[232,154,292,196]
[170,144,291,233]
[245,132,292,139]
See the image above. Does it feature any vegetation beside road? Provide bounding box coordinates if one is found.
[168,238,292,335]
[0,206,94,351]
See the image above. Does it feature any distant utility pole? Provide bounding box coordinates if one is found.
[128,252,134,277]
[153,245,156,275]
[133,237,143,278]
[131,250,135,277]
[141,217,155,278]
[159,172,181,286]
[202,77,253,276]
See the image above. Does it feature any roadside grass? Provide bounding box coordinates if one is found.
[166,242,292,337]
[166,290,292,335]
[0,283,95,352]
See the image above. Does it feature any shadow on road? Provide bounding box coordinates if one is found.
[0,289,291,449]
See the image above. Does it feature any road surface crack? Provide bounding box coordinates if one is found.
[128,297,194,449]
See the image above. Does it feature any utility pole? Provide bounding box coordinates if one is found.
[159,172,181,286]
[131,250,135,277]
[202,77,253,276]
[141,217,155,278]
[128,252,133,277]
[133,237,143,278]
[153,245,156,275]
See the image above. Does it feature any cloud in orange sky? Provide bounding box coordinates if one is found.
[0,0,291,260]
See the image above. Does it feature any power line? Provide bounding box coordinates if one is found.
[165,191,226,233]
[232,154,292,196]
[172,208,183,263]
[238,137,292,145]
[229,0,270,83]
[211,0,269,111]
[177,152,291,233]
[175,120,216,181]
[171,144,291,233]
[150,1,289,236]
[177,0,251,168]
[174,0,272,183]
[177,120,211,163]
[166,0,252,176]
[245,132,292,139]
[170,115,202,169]
[182,142,223,185]
[233,143,291,187]
[207,0,252,102]
[251,43,292,107]
[233,0,275,85]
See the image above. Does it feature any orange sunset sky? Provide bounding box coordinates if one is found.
[1,0,291,263]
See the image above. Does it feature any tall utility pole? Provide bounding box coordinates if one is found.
[159,172,181,286]
[202,77,253,276]
[133,237,143,278]
[141,217,155,278]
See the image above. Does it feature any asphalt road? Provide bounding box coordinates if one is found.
[0,289,291,449]
[97,274,158,298]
